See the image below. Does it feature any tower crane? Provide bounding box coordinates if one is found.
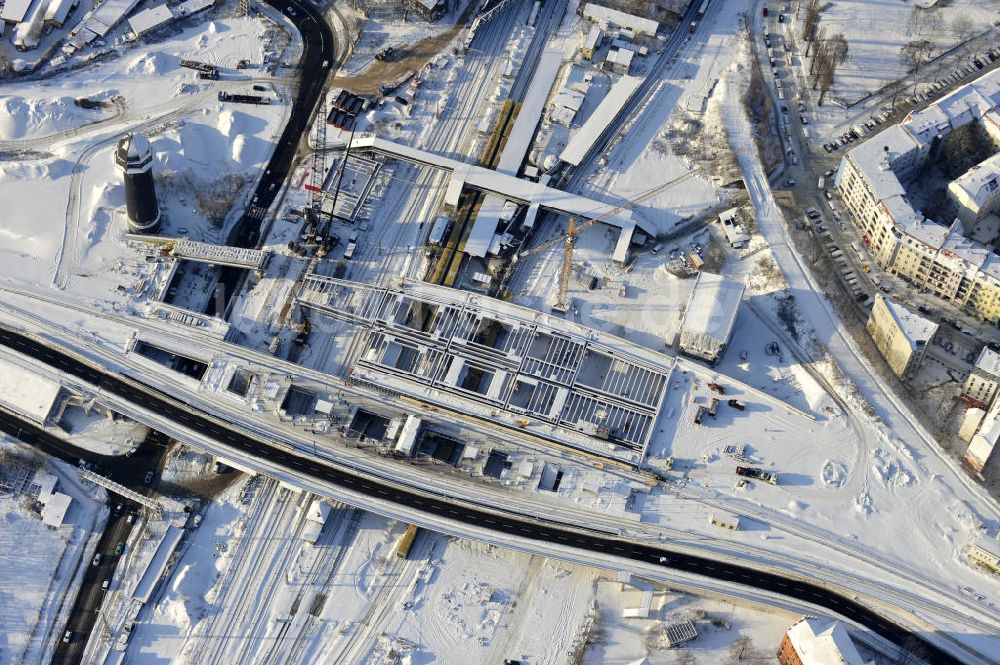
[513,169,701,313]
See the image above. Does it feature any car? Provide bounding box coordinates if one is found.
[92,554,101,566]
[144,471,154,484]
[824,169,835,178]
[114,503,123,516]
[824,190,833,200]
[252,84,266,92]
[918,305,932,314]
[114,542,125,555]
[783,179,795,187]
[101,579,111,591]
[126,513,135,525]
[286,7,296,16]
[63,631,72,644]
[800,115,808,125]
[777,13,784,22]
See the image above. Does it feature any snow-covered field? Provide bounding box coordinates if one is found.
[805,0,1000,104]
[0,12,294,295]
[0,439,104,665]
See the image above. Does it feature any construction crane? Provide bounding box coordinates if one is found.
[513,169,702,314]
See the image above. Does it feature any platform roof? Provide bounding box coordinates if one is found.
[559,75,642,166]
[496,47,564,176]
[351,135,650,258]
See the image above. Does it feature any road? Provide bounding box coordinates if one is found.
[0,326,969,665]
[209,0,338,316]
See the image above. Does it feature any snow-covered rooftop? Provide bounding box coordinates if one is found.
[128,3,174,38]
[41,492,72,527]
[680,272,745,343]
[949,152,1000,209]
[0,0,34,23]
[877,295,937,349]
[581,3,658,36]
[846,124,917,201]
[903,68,1000,144]
[785,617,872,665]
[974,347,1000,378]
[0,357,61,422]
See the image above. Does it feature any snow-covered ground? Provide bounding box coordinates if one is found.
[0,12,295,295]
[803,0,1000,104]
[0,439,105,665]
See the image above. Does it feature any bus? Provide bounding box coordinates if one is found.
[697,0,709,18]
[396,524,419,559]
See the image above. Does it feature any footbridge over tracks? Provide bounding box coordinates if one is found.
[349,135,650,257]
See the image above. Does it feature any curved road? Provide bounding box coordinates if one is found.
[0,326,963,665]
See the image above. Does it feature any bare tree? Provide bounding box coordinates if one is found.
[0,51,12,79]
[676,652,699,665]
[899,38,936,93]
[801,0,821,53]
[907,6,940,37]
[727,634,760,663]
[827,33,850,67]
[809,25,828,77]
[815,32,849,105]
[951,13,976,42]
[896,636,930,665]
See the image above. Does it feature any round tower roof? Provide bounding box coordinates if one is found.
[117,132,152,161]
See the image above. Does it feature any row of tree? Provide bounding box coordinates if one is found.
[800,0,848,106]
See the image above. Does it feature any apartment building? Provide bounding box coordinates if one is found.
[837,68,1000,323]
[967,540,1000,574]
[866,294,938,378]
[947,152,1000,232]
[961,347,1000,408]
[777,618,874,665]
[966,395,1000,474]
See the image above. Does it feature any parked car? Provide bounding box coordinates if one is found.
[92,554,101,566]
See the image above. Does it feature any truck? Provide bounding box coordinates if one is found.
[689,21,697,33]
[735,466,779,485]
[379,69,416,96]
[343,231,358,260]
[727,399,746,411]
[375,47,395,61]
[697,0,708,18]
[693,405,706,425]
[817,176,825,190]
[708,398,720,418]
[708,382,726,394]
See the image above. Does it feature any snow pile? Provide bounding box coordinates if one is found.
[0,95,111,141]
[127,51,175,76]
